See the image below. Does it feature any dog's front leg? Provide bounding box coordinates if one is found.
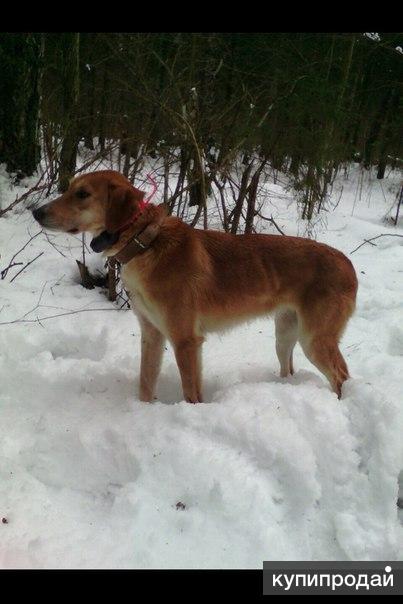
[137,314,165,402]
[172,335,204,404]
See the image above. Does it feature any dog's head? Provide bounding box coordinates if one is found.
[32,170,146,252]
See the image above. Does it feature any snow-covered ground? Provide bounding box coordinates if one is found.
[0,160,402,568]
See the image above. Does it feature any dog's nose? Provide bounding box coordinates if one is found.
[32,206,46,222]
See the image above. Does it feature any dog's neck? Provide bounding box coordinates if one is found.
[106,203,168,263]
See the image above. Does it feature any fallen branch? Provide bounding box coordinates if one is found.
[0,261,23,278]
[43,232,68,258]
[350,233,403,254]
[107,257,118,301]
[393,184,403,226]
[0,174,47,218]
[0,279,124,326]
[9,252,44,283]
[0,306,127,326]
[0,230,42,279]
[75,260,107,290]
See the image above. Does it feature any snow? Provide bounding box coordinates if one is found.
[0,160,402,568]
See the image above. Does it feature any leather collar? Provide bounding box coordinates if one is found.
[110,222,161,264]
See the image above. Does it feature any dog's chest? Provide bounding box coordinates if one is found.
[121,266,166,333]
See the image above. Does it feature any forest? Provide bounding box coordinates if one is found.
[0,32,402,228]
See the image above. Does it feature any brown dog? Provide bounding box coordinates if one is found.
[33,170,358,402]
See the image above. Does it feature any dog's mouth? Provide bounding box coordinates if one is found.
[90,230,120,253]
[33,213,80,235]
[42,223,81,235]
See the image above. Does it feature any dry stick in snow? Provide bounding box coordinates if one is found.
[393,185,403,226]
[0,230,42,279]
[350,233,403,254]
[9,252,44,283]
[43,232,68,258]
[75,233,95,290]
[0,279,126,326]
[108,257,118,301]
[0,277,122,329]
[2,279,49,323]
[0,307,126,327]
[0,261,23,279]
[0,176,47,218]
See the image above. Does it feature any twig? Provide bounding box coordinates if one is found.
[350,233,403,254]
[0,306,127,327]
[0,173,47,218]
[331,185,344,211]
[7,280,49,323]
[43,232,68,258]
[0,262,23,278]
[255,211,286,235]
[0,231,42,279]
[82,233,86,266]
[393,184,403,226]
[9,252,44,283]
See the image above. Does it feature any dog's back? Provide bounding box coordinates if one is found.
[193,229,357,325]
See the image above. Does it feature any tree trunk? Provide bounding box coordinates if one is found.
[58,33,80,192]
[0,33,43,177]
[377,158,387,180]
[98,65,109,153]
[230,161,253,234]
[245,160,266,233]
[83,62,95,150]
[363,88,393,171]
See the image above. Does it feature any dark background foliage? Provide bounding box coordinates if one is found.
[0,32,402,224]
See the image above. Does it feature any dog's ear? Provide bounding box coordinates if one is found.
[105,184,145,233]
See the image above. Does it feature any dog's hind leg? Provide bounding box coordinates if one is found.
[275,309,298,378]
[297,295,354,398]
[137,314,166,402]
[298,333,349,399]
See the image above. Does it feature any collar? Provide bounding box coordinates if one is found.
[116,173,158,236]
[117,205,146,236]
[110,221,161,264]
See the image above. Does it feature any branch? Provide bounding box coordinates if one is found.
[0,174,47,218]
[255,211,286,235]
[350,233,403,254]
[0,230,42,279]
[0,306,126,326]
[9,252,44,283]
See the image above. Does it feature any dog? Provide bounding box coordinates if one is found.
[33,170,358,402]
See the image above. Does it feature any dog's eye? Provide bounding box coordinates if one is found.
[76,189,90,199]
